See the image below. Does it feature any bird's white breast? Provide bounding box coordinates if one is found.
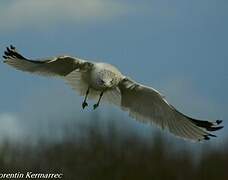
[89,63,123,90]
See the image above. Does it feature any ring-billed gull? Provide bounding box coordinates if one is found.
[3,45,223,141]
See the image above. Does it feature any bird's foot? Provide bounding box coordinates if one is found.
[93,103,99,110]
[82,101,88,109]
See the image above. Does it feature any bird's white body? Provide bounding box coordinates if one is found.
[89,63,124,90]
[3,46,223,141]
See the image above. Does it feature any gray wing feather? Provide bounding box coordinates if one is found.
[3,45,88,76]
[118,78,223,141]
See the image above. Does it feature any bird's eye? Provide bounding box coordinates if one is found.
[99,79,105,84]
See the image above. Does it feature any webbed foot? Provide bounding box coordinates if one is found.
[82,101,88,109]
[93,103,99,110]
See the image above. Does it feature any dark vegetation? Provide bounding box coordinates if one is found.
[0,116,227,180]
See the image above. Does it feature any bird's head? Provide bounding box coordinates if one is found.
[97,76,114,88]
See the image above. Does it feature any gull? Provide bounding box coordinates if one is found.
[3,45,223,141]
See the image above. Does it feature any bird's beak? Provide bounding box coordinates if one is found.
[106,81,112,88]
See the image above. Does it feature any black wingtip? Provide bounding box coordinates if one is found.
[216,120,223,125]
[10,45,16,50]
[171,106,224,133]
[208,133,217,138]
[4,50,10,56]
[203,133,217,141]
[3,45,27,60]
[207,125,224,132]
[215,125,223,130]
[6,47,11,52]
[203,135,210,140]
[189,118,224,132]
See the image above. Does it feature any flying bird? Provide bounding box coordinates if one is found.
[3,45,223,141]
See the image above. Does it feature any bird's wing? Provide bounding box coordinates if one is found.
[118,77,223,141]
[3,45,92,77]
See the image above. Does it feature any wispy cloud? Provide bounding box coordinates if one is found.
[0,113,24,142]
[0,0,131,31]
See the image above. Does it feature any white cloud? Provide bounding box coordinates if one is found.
[0,0,131,31]
[0,113,24,142]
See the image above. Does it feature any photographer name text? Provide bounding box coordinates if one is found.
[0,172,63,179]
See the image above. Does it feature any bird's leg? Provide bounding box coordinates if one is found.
[82,87,90,109]
[93,91,104,110]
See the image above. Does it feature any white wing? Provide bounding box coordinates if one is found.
[3,45,91,77]
[3,45,94,97]
[118,78,223,141]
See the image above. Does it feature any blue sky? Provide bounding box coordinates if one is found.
[0,0,227,145]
